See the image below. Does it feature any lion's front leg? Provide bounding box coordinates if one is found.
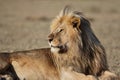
[98,71,119,80]
[0,53,19,80]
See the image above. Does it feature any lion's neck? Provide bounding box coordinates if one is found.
[51,45,82,73]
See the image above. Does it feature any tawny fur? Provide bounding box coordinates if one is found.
[0,7,119,80]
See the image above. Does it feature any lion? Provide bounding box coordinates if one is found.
[0,7,119,80]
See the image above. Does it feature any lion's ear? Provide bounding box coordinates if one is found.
[71,17,80,28]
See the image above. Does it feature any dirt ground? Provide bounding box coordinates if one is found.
[0,0,120,76]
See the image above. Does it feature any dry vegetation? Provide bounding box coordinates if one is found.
[0,0,120,76]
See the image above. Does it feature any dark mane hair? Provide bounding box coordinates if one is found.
[77,13,108,76]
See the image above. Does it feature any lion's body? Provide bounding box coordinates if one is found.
[10,48,60,80]
[0,48,97,80]
[0,48,60,80]
[0,7,119,80]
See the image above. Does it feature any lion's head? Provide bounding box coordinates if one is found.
[48,7,82,53]
[48,6,108,76]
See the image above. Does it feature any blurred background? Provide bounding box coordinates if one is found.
[0,0,120,75]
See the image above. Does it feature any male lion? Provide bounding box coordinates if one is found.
[0,7,119,80]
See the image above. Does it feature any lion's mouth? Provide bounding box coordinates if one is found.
[51,45,63,48]
[50,44,67,53]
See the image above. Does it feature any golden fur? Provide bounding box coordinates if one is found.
[0,7,119,80]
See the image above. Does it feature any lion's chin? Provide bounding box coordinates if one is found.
[50,45,67,53]
[51,47,60,53]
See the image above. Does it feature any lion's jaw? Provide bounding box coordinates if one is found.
[48,40,68,53]
[50,45,67,53]
[51,47,60,53]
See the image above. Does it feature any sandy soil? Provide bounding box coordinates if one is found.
[0,0,120,76]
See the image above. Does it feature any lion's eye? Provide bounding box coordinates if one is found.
[60,29,63,32]
[58,29,64,33]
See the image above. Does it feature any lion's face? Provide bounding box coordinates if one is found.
[48,13,81,53]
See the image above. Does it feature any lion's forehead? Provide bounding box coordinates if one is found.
[50,16,73,32]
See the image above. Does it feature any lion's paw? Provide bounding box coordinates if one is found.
[99,71,119,80]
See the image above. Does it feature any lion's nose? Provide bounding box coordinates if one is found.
[48,34,54,43]
[49,38,53,42]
